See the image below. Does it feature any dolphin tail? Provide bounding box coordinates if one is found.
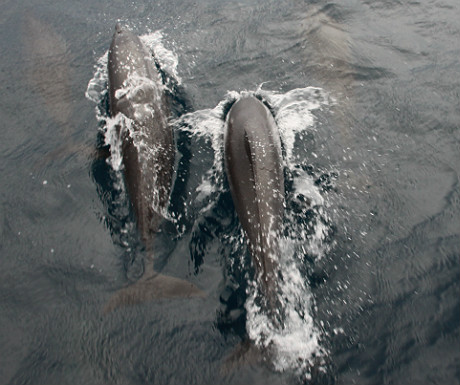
[103,268,205,313]
[221,340,274,375]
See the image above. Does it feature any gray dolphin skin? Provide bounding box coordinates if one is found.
[108,23,173,251]
[105,24,203,312]
[224,96,285,318]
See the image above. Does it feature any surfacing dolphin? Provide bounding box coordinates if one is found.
[104,24,203,312]
[224,95,285,323]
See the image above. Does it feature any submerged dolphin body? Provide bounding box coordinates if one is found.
[224,96,285,320]
[22,14,73,132]
[105,24,203,312]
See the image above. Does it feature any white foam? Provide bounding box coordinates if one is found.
[293,170,324,207]
[140,31,182,85]
[85,53,108,104]
[173,95,232,200]
[264,87,331,162]
[243,239,327,379]
[289,167,332,261]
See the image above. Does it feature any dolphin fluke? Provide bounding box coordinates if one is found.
[104,268,205,313]
[221,339,275,375]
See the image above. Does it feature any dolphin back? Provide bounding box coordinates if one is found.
[224,96,285,310]
[108,24,174,248]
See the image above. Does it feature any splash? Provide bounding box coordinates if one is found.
[172,98,230,208]
[263,86,332,162]
[140,32,182,85]
[85,53,108,105]
[245,258,327,379]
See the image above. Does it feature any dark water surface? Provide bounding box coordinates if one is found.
[1,0,459,384]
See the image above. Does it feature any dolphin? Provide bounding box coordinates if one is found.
[22,14,73,133]
[22,14,93,169]
[104,24,203,312]
[224,96,285,321]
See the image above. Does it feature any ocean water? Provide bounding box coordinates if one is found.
[0,0,459,384]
